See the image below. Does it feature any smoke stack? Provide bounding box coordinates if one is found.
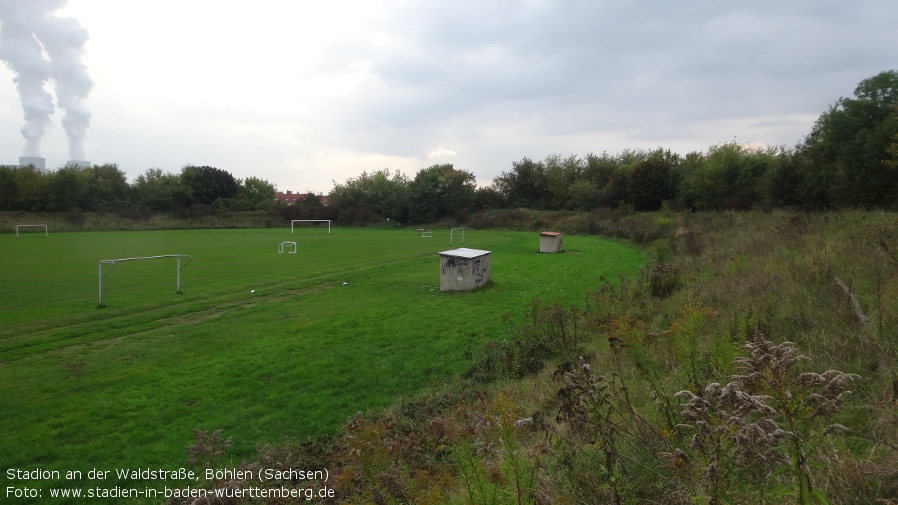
[66,160,91,168]
[0,2,93,163]
[19,156,46,170]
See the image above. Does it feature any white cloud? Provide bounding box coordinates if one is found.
[427,147,457,159]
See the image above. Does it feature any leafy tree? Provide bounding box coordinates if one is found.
[47,166,91,211]
[671,151,703,210]
[408,164,476,224]
[290,193,326,219]
[705,142,748,209]
[329,169,410,224]
[601,150,648,209]
[582,152,627,209]
[674,142,772,210]
[545,154,584,210]
[328,176,367,224]
[239,176,276,208]
[568,179,601,210]
[180,165,239,206]
[0,166,17,210]
[474,186,507,210]
[86,164,130,210]
[135,168,190,211]
[757,148,805,209]
[367,169,410,223]
[802,69,898,208]
[11,165,50,211]
[628,151,675,211]
[493,157,549,209]
[886,132,898,170]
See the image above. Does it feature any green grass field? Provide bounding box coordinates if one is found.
[0,226,643,501]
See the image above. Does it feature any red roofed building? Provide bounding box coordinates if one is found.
[274,191,330,206]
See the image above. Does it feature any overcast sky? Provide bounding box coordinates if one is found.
[1,0,895,193]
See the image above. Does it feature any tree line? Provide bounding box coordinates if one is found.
[0,164,278,215]
[331,70,897,224]
[1,70,895,223]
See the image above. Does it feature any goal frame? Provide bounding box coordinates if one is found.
[291,219,331,234]
[15,224,48,238]
[449,227,468,245]
[97,254,193,308]
[279,241,297,254]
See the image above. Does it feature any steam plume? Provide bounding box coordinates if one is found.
[0,0,92,160]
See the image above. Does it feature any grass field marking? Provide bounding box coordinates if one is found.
[291,219,332,234]
[15,223,48,238]
[98,254,193,308]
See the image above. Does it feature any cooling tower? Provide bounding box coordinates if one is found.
[19,157,46,170]
[66,160,91,168]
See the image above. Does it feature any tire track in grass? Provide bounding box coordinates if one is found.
[0,246,454,360]
[1,288,327,360]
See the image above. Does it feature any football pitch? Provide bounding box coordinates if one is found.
[0,226,643,499]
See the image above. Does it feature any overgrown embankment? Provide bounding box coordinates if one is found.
[0,209,282,232]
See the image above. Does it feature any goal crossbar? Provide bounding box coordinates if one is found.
[98,254,193,308]
[291,220,331,234]
[15,224,48,238]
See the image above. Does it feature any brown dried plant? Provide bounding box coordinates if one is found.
[186,428,233,467]
[731,330,859,504]
[675,329,859,504]
[673,381,786,503]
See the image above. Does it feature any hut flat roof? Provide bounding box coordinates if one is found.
[438,247,491,259]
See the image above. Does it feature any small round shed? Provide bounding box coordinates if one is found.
[539,231,563,253]
[437,248,491,291]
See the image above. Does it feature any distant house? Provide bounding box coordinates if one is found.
[274,191,330,206]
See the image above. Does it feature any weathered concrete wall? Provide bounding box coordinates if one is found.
[439,253,491,291]
[539,233,563,253]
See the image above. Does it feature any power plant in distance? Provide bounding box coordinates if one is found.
[13,157,92,170]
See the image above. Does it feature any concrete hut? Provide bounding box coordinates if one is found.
[539,231,563,253]
[437,248,491,291]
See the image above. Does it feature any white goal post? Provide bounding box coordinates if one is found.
[449,227,467,245]
[279,241,297,254]
[291,220,331,234]
[97,254,193,308]
[15,224,48,238]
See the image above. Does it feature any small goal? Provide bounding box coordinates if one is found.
[449,227,467,245]
[291,220,331,234]
[15,224,48,238]
[279,241,297,254]
[97,254,193,308]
